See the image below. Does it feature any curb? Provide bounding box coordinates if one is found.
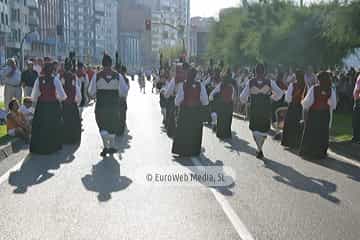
[329,142,360,161]
[0,138,25,163]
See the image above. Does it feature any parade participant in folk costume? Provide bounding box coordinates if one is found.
[163,65,180,138]
[115,52,128,135]
[86,66,95,84]
[76,62,90,107]
[300,71,337,159]
[138,71,146,94]
[172,67,209,157]
[158,67,168,124]
[203,68,221,129]
[88,54,129,157]
[209,70,235,139]
[240,63,284,159]
[30,61,67,154]
[352,74,360,144]
[119,66,130,135]
[61,58,82,144]
[282,70,307,148]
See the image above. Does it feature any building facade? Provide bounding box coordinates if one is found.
[118,0,151,71]
[139,0,190,65]
[0,0,10,64]
[63,0,95,62]
[94,0,118,63]
[190,17,215,61]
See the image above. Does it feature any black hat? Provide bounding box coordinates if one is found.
[102,54,112,67]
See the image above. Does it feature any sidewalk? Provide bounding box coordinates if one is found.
[233,112,359,161]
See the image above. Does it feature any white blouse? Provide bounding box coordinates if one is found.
[240,80,284,103]
[301,86,337,111]
[31,76,67,102]
[88,73,129,99]
[285,83,294,103]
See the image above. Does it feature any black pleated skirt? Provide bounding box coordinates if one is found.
[119,99,127,136]
[172,106,203,157]
[300,109,330,159]
[281,103,303,148]
[62,102,81,144]
[165,97,176,138]
[95,103,121,135]
[216,101,233,139]
[30,101,63,154]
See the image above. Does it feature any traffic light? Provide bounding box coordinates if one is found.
[145,19,151,31]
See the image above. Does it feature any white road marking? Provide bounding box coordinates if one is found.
[191,157,255,240]
[0,159,24,185]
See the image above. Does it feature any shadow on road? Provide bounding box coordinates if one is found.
[174,154,235,197]
[284,147,360,183]
[224,131,258,157]
[8,145,79,194]
[263,158,340,204]
[309,156,360,183]
[81,156,132,202]
[82,132,133,202]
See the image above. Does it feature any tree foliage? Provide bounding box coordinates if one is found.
[207,0,360,69]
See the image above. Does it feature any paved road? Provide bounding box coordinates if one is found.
[0,81,359,240]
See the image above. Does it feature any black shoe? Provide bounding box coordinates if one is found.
[100,149,109,157]
[256,151,264,159]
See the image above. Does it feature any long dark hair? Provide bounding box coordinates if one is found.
[295,70,305,88]
[317,71,332,98]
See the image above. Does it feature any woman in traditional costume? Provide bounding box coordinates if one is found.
[76,62,89,107]
[61,58,82,144]
[119,65,129,135]
[163,71,177,138]
[30,62,67,154]
[240,64,284,159]
[88,54,129,157]
[209,72,235,139]
[172,67,209,157]
[300,71,337,159]
[281,70,306,148]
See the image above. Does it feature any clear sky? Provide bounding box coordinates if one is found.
[190,0,241,17]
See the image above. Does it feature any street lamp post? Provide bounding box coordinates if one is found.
[20,30,37,71]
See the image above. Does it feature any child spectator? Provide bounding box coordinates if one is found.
[7,99,31,142]
[19,97,34,123]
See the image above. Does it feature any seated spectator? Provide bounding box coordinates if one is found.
[19,97,34,123]
[6,99,31,142]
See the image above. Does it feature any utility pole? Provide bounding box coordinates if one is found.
[92,0,97,64]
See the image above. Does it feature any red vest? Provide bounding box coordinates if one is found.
[63,72,76,103]
[183,82,201,107]
[38,76,57,102]
[220,83,234,103]
[311,86,330,110]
